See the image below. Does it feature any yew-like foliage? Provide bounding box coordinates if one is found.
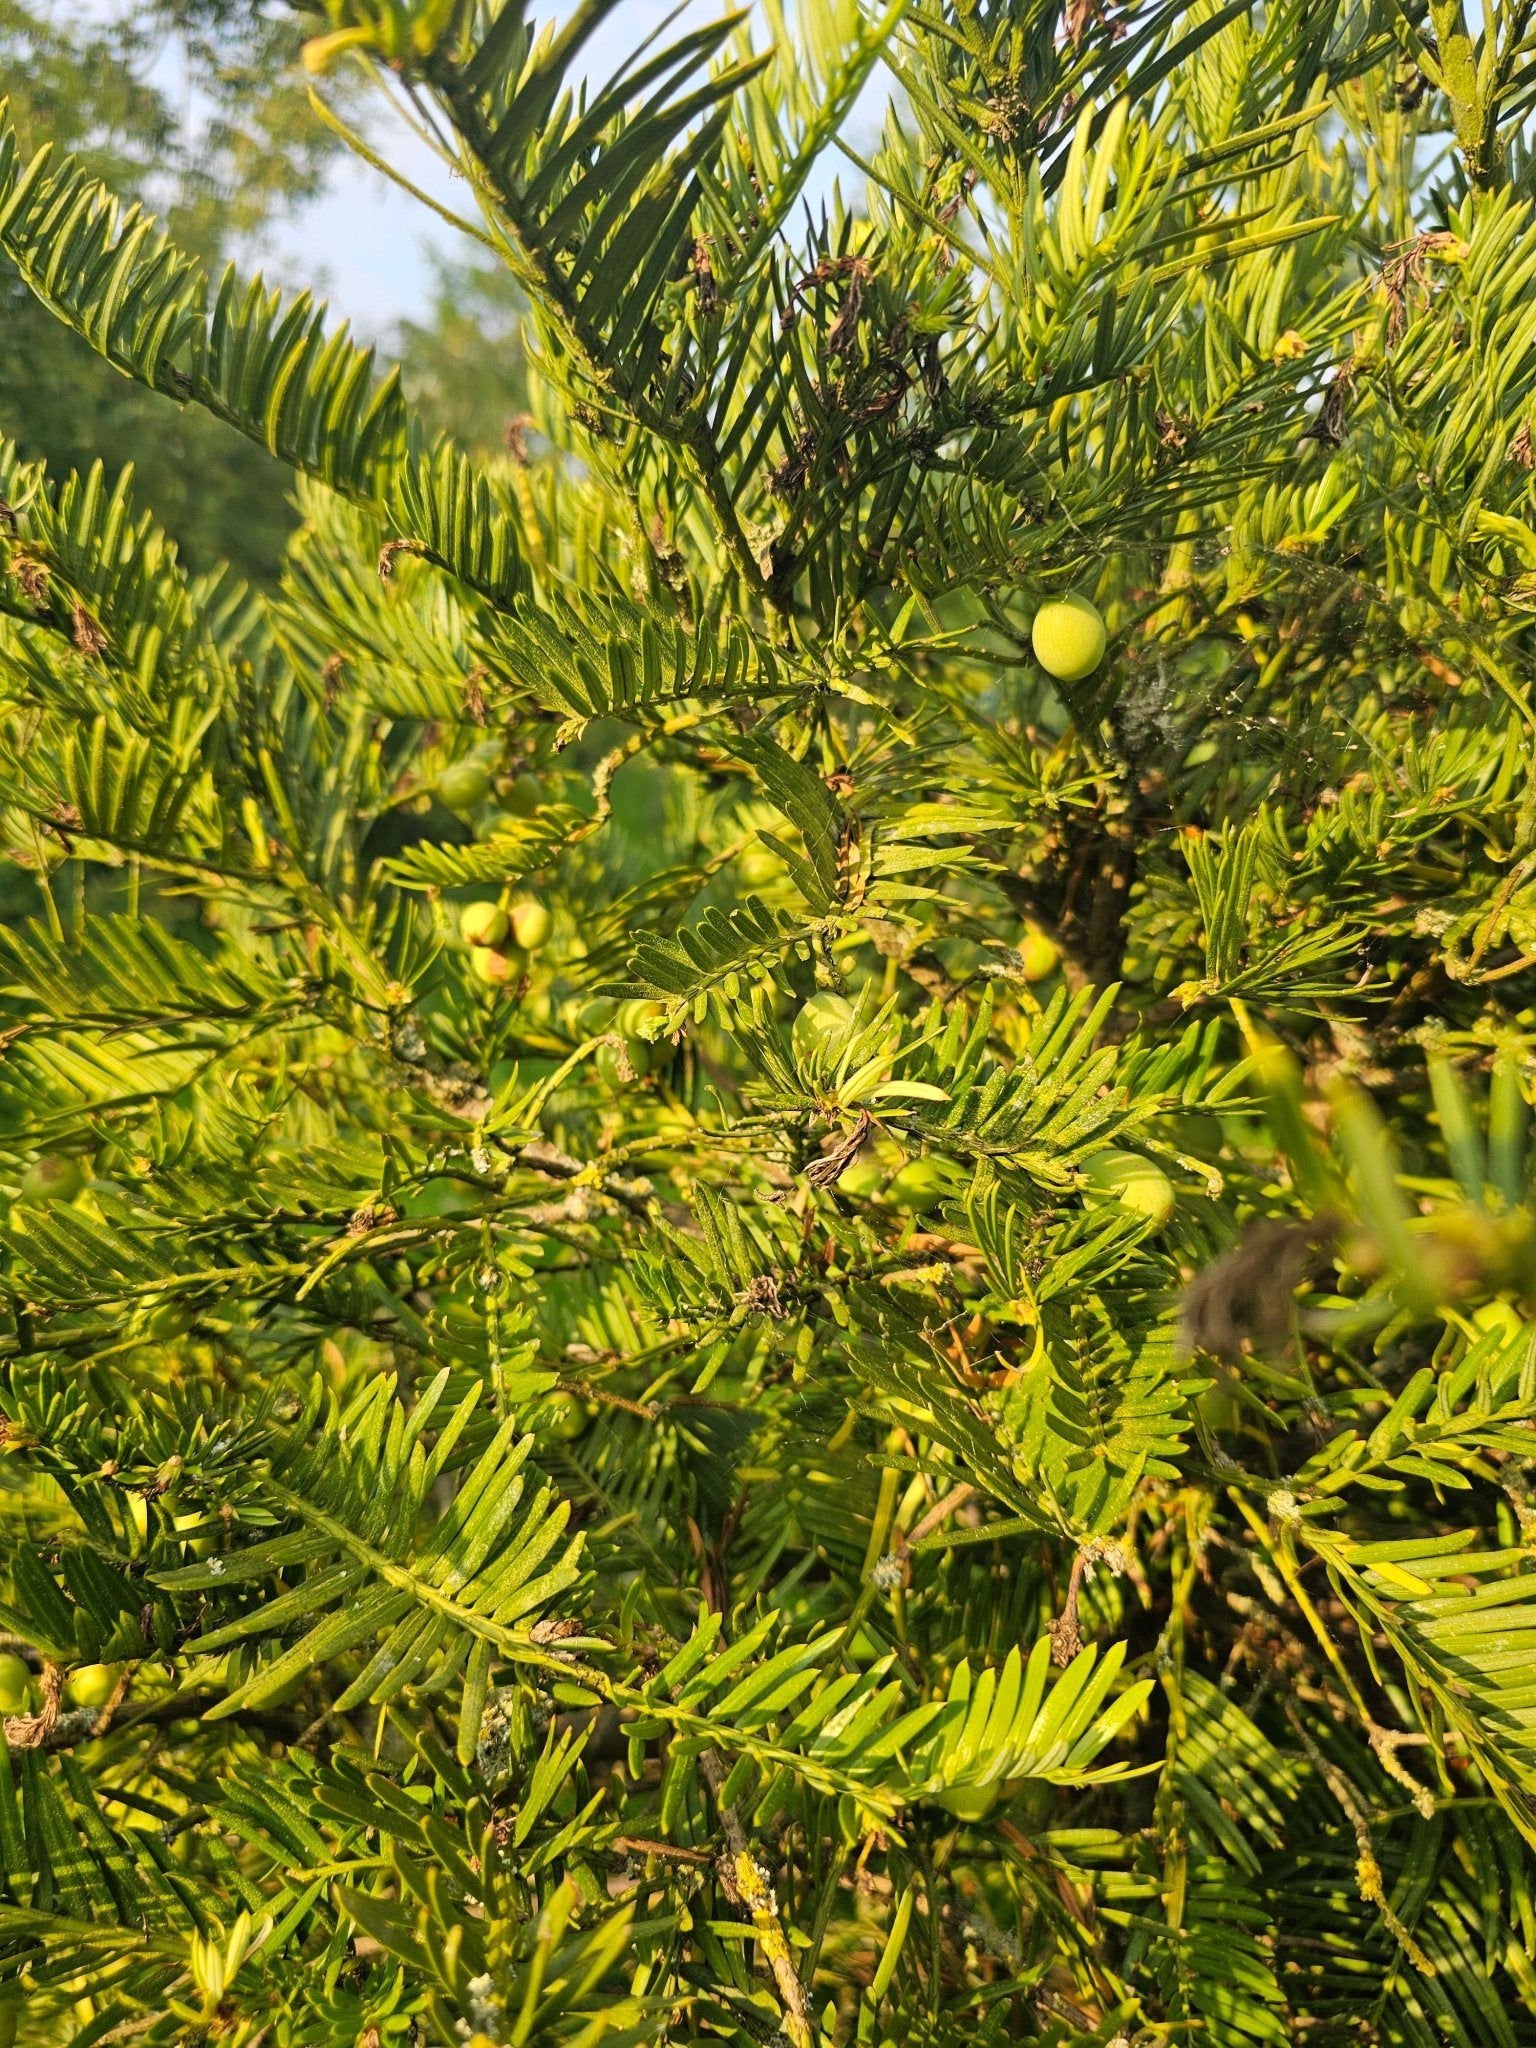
[4,3,1536,2043]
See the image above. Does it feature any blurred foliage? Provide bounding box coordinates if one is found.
[4,2,1536,2045]
[0,0,330,579]
[396,249,529,454]
[0,0,525,575]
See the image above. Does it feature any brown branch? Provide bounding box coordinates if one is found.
[3,1659,62,1749]
[610,1835,715,1866]
[699,1747,814,2048]
[555,1378,659,1421]
[896,1483,976,1555]
[515,1138,654,1218]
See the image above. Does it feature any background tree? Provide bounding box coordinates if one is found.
[0,0,523,576]
[3,3,1536,2045]
[396,250,529,454]
[0,0,335,580]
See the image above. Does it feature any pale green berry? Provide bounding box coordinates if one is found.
[1018,925,1061,982]
[792,992,858,1066]
[1031,595,1107,682]
[470,944,526,988]
[65,1662,121,1710]
[1081,1148,1175,1226]
[18,1155,85,1205]
[459,901,510,948]
[503,770,542,817]
[509,899,552,951]
[437,760,492,813]
[0,1654,32,1715]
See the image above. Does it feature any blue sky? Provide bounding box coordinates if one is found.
[66,0,890,341]
[260,2,733,336]
[62,0,743,335]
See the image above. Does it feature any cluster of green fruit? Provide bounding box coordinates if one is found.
[839,1142,966,1212]
[430,751,561,991]
[0,1653,119,1716]
[458,893,552,988]
[434,756,543,822]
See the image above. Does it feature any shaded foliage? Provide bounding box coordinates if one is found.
[2,3,1536,2045]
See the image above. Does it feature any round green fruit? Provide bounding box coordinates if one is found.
[503,770,543,817]
[596,1035,651,1087]
[1031,594,1107,682]
[470,944,526,989]
[935,1782,999,1821]
[1018,925,1061,982]
[539,1392,591,1442]
[143,1300,190,1343]
[437,760,493,813]
[0,1655,33,1715]
[615,1000,664,1055]
[66,1662,122,1711]
[459,900,510,949]
[838,1157,885,1200]
[1472,1297,1525,1341]
[792,992,858,1068]
[1081,1149,1176,1227]
[18,1154,85,1205]
[509,899,552,951]
[574,997,617,1037]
